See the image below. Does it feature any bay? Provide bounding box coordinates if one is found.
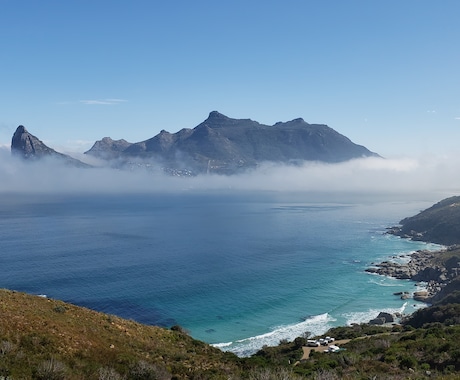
[0,191,440,356]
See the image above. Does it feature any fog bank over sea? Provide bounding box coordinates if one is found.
[1,146,460,201]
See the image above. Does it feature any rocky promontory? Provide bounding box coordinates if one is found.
[366,197,460,305]
[386,196,460,246]
[366,250,440,281]
[366,246,460,303]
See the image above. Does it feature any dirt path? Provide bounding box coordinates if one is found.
[301,339,350,360]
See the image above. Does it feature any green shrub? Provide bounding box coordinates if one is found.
[398,354,417,370]
[53,305,66,314]
[420,363,431,371]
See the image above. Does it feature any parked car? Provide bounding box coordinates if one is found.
[307,339,320,347]
[327,344,340,353]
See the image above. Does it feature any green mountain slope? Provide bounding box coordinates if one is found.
[388,196,460,245]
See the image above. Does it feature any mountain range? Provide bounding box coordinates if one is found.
[85,111,379,174]
[11,111,380,174]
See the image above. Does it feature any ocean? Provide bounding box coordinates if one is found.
[0,191,441,356]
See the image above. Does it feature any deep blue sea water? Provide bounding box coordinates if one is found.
[0,191,441,356]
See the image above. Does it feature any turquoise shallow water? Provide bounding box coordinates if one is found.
[0,192,440,356]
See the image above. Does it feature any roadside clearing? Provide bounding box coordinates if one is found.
[301,339,350,360]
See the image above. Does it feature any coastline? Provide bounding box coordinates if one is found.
[366,238,460,305]
[364,195,460,309]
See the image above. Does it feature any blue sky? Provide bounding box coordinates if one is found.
[1,1,459,157]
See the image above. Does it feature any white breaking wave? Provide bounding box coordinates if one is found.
[213,313,335,357]
[368,278,408,287]
[343,303,408,326]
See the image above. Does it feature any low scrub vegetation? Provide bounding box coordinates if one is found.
[0,289,242,379]
[1,289,460,379]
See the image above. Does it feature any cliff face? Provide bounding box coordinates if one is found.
[11,125,91,168]
[85,111,380,174]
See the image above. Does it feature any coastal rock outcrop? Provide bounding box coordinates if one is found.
[413,291,430,302]
[369,317,385,325]
[368,312,396,325]
[366,247,460,303]
[366,250,441,281]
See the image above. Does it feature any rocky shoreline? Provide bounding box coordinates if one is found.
[366,245,460,304]
[363,197,460,325]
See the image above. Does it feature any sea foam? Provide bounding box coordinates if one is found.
[342,303,408,326]
[213,313,335,357]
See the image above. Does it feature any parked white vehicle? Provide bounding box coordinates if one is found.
[307,339,320,347]
[327,345,340,353]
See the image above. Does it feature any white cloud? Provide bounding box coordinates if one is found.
[455,117,460,120]
[79,99,127,105]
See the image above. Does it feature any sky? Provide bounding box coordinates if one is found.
[1,0,459,158]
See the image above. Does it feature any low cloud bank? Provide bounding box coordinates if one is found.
[1,147,459,202]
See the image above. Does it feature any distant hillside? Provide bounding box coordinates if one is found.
[388,196,460,245]
[85,111,380,174]
[11,126,90,168]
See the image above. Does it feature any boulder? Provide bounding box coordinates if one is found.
[376,312,396,323]
[369,317,386,325]
[413,291,429,302]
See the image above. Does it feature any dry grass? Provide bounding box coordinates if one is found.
[0,289,241,379]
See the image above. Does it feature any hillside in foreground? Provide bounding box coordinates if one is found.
[0,289,242,379]
[2,288,460,379]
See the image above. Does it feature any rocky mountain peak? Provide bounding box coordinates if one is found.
[10,125,91,167]
[11,125,53,158]
[207,111,228,120]
[291,117,305,123]
[15,125,27,134]
[198,111,260,131]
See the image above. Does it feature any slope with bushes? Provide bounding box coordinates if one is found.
[0,289,242,379]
